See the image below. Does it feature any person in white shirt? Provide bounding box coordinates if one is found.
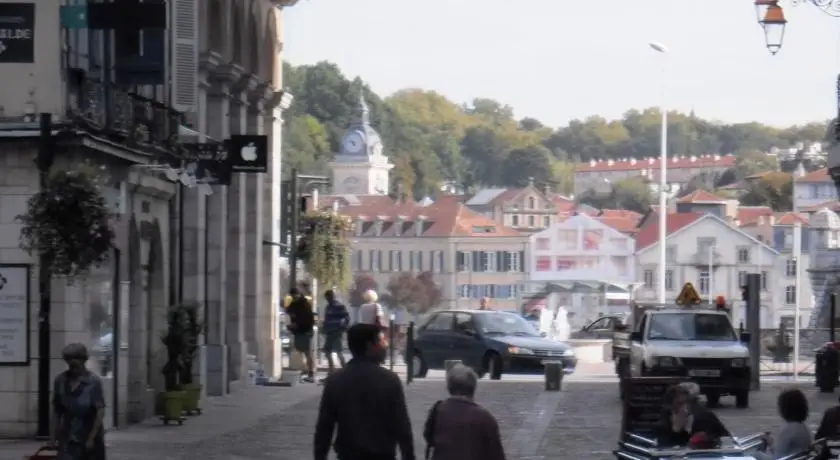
[358,289,385,327]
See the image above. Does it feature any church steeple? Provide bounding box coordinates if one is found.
[352,90,370,127]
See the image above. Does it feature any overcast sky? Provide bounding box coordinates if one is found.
[284,0,840,128]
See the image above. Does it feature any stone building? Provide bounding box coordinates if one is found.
[0,0,295,437]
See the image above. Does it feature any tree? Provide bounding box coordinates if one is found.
[348,274,378,308]
[382,272,442,315]
[740,172,793,211]
[502,145,555,187]
[579,177,653,214]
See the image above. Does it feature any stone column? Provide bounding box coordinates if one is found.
[226,90,249,389]
[262,106,284,377]
[203,82,229,396]
[244,94,266,374]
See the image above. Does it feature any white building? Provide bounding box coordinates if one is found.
[634,213,780,327]
[526,214,636,328]
[794,167,837,212]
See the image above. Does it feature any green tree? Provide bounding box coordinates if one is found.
[579,178,652,214]
[282,115,331,173]
[740,172,793,211]
[502,145,556,188]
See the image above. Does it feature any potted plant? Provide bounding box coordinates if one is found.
[160,304,187,425]
[296,210,353,290]
[767,321,793,363]
[179,302,204,415]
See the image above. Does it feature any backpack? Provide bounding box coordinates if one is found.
[423,400,443,460]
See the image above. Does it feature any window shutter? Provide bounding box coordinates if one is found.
[472,252,480,272]
[438,251,444,272]
[496,251,505,271]
[170,0,198,113]
[519,251,526,272]
[455,251,463,271]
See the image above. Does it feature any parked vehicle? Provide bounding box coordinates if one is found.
[408,310,577,380]
[571,315,626,340]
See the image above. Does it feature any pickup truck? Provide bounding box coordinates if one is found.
[613,303,751,408]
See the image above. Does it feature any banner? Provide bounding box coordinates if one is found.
[0,3,34,63]
[181,142,231,186]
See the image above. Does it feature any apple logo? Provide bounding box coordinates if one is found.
[240,142,258,162]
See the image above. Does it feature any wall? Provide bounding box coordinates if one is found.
[0,1,62,120]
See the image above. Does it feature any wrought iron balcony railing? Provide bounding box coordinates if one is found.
[66,74,183,154]
[691,250,723,267]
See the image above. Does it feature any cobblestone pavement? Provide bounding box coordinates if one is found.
[3,377,840,459]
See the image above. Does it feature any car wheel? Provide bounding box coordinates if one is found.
[485,352,503,380]
[735,390,749,409]
[412,352,428,378]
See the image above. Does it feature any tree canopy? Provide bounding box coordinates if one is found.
[282,61,828,199]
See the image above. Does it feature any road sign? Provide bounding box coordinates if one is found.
[675,282,701,305]
[0,3,34,63]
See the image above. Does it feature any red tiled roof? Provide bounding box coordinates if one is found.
[797,167,831,183]
[775,212,809,226]
[736,206,774,226]
[677,190,726,204]
[320,195,522,238]
[800,200,840,212]
[597,216,641,234]
[634,212,705,251]
[718,181,747,190]
[599,209,643,221]
[574,155,735,173]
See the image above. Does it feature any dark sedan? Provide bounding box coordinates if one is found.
[409,310,577,380]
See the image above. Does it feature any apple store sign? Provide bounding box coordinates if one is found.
[228,135,268,173]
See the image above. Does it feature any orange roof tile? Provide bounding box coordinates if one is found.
[596,216,641,234]
[800,200,840,212]
[574,155,735,173]
[775,212,809,226]
[599,209,643,221]
[634,212,705,251]
[677,189,726,204]
[321,194,522,238]
[797,167,831,183]
[736,206,773,226]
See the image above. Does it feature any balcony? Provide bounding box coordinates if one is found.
[65,73,183,156]
[689,250,723,267]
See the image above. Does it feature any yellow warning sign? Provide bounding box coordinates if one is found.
[675,282,701,305]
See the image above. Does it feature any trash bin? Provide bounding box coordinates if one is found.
[815,342,840,392]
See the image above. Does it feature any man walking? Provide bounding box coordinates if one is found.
[321,289,350,377]
[286,288,316,383]
[314,323,415,460]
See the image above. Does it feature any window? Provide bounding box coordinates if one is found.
[559,230,577,249]
[699,270,710,294]
[665,270,674,290]
[369,250,380,271]
[761,271,768,291]
[666,245,677,262]
[435,251,445,272]
[528,196,535,209]
[457,285,470,298]
[353,250,363,270]
[454,312,477,334]
[737,247,750,263]
[389,250,401,272]
[536,237,550,250]
[647,313,735,341]
[643,270,654,288]
[738,271,747,287]
[456,251,471,272]
[785,286,796,304]
[697,237,716,253]
[536,256,551,271]
[527,215,535,227]
[410,251,424,272]
[484,252,497,272]
[543,215,551,227]
[511,215,519,226]
[786,259,797,277]
[509,251,522,272]
[424,313,454,332]
[472,252,485,272]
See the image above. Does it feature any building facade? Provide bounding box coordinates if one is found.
[794,168,837,212]
[0,0,293,437]
[634,213,780,327]
[525,214,636,327]
[463,184,560,233]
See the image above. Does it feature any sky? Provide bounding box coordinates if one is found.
[283,0,840,129]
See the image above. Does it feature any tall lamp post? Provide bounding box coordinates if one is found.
[650,41,670,304]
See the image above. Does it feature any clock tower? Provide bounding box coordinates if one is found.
[329,92,393,195]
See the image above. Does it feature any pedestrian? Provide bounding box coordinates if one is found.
[321,289,350,377]
[656,384,730,447]
[286,287,316,383]
[423,364,506,460]
[478,297,488,310]
[358,289,385,327]
[314,323,415,460]
[50,343,107,460]
[756,388,812,460]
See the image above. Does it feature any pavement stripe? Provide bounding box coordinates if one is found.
[511,390,563,458]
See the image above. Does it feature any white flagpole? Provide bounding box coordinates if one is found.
[793,222,802,382]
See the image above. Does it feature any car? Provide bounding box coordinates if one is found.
[408,310,578,380]
[570,315,626,340]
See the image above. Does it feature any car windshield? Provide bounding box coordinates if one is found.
[647,313,735,341]
[479,313,540,337]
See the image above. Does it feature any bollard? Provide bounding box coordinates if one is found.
[405,322,415,385]
[445,360,462,372]
[544,361,563,391]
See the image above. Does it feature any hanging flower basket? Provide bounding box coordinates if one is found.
[17,168,115,281]
[296,210,352,290]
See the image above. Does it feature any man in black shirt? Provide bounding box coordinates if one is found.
[286,288,315,382]
[314,323,415,460]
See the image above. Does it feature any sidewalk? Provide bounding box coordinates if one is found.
[0,383,324,460]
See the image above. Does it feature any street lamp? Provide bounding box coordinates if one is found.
[649,41,669,304]
[759,1,787,54]
[754,0,776,23]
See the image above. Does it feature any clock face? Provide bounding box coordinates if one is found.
[342,133,364,154]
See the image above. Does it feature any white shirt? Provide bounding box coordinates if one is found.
[358,302,384,325]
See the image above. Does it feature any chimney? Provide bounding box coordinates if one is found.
[528,177,535,188]
[543,184,551,195]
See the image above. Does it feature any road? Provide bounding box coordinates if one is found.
[2,374,837,459]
